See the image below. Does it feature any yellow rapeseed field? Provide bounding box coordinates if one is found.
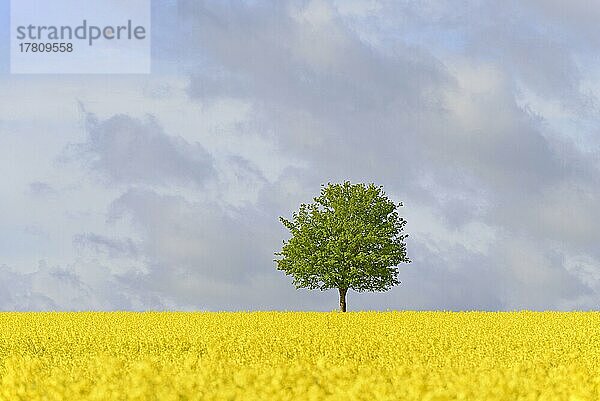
[0,311,599,400]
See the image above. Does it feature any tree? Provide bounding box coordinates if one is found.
[275,181,410,312]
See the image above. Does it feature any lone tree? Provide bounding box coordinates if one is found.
[275,181,410,312]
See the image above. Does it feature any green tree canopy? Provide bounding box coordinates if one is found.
[275,181,410,311]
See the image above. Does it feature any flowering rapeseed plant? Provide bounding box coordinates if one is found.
[0,311,598,400]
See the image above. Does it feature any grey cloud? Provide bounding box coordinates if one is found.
[0,262,101,311]
[467,11,589,111]
[495,238,594,310]
[71,113,215,188]
[0,264,57,311]
[179,1,574,227]
[182,0,446,178]
[522,0,600,51]
[73,233,139,259]
[108,188,278,283]
[28,181,57,197]
[181,0,571,198]
[383,241,505,311]
[380,1,593,112]
[0,261,174,311]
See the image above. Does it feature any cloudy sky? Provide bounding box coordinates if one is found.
[1,0,600,311]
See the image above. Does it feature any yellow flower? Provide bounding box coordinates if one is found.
[0,311,598,400]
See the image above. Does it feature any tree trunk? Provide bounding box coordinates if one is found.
[339,288,348,312]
